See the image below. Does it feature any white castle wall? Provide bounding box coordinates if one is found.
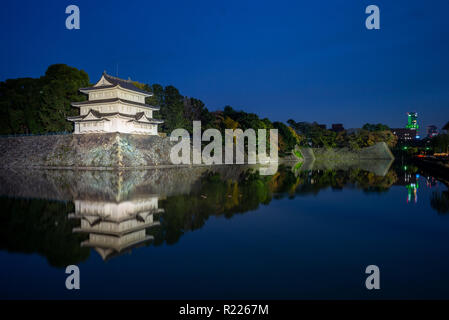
[79,102,153,118]
[88,87,145,104]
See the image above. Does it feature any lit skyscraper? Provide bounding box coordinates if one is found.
[406,112,419,138]
[406,112,419,130]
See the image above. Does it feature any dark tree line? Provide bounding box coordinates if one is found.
[135,83,302,153]
[0,64,89,134]
[287,119,397,149]
[1,64,396,154]
[430,134,449,153]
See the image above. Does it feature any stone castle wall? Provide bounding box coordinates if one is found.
[0,133,176,169]
[294,142,395,176]
[297,142,394,163]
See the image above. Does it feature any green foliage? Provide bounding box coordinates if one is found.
[362,123,390,132]
[347,129,398,149]
[137,83,214,134]
[0,197,90,267]
[0,77,42,134]
[223,106,271,131]
[1,64,396,155]
[287,119,337,148]
[0,64,89,134]
[293,148,303,159]
[157,85,189,133]
[182,97,215,132]
[273,121,298,154]
[430,134,449,153]
[287,119,397,149]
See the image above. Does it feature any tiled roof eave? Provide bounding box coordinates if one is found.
[79,85,116,92]
[102,73,153,96]
[129,119,164,125]
[69,118,111,123]
[71,98,160,110]
[70,111,156,120]
[80,84,152,97]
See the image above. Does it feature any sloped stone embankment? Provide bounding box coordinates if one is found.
[0,133,176,168]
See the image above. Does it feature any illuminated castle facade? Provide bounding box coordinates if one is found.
[68,72,163,135]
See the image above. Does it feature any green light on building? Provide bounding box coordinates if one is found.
[406,112,419,130]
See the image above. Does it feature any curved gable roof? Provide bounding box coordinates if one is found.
[102,73,152,96]
[80,72,153,96]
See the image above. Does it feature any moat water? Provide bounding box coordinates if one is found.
[0,162,448,299]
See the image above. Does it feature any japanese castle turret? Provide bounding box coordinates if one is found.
[69,196,163,261]
[68,72,163,135]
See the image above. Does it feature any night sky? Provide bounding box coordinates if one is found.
[1,0,448,133]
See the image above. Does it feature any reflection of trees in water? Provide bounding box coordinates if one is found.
[149,167,399,246]
[0,197,90,267]
[292,168,397,196]
[430,191,449,214]
[3,165,445,266]
[150,170,277,246]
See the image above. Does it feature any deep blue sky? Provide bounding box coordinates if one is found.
[1,0,448,133]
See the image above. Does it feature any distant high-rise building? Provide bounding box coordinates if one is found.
[406,112,418,130]
[427,125,438,138]
[391,128,415,142]
[405,112,419,139]
[331,123,344,132]
[318,124,326,130]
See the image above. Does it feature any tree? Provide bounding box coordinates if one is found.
[183,97,215,132]
[287,119,396,149]
[38,64,89,132]
[0,63,397,155]
[0,77,43,134]
[362,123,390,132]
[431,134,449,153]
[0,64,89,134]
[158,85,188,133]
[273,121,299,153]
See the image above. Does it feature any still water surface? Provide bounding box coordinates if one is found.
[0,162,448,299]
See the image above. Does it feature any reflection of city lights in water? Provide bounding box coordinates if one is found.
[425,176,438,188]
[406,177,419,204]
[403,173,439,204]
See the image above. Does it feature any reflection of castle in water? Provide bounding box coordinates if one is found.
[68,197,163,261]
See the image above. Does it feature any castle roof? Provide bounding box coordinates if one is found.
[79,72,152,96]
[84,236,154,261]
[67,109,164,124]
[71,97,160,110]
[73,221,160,237]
